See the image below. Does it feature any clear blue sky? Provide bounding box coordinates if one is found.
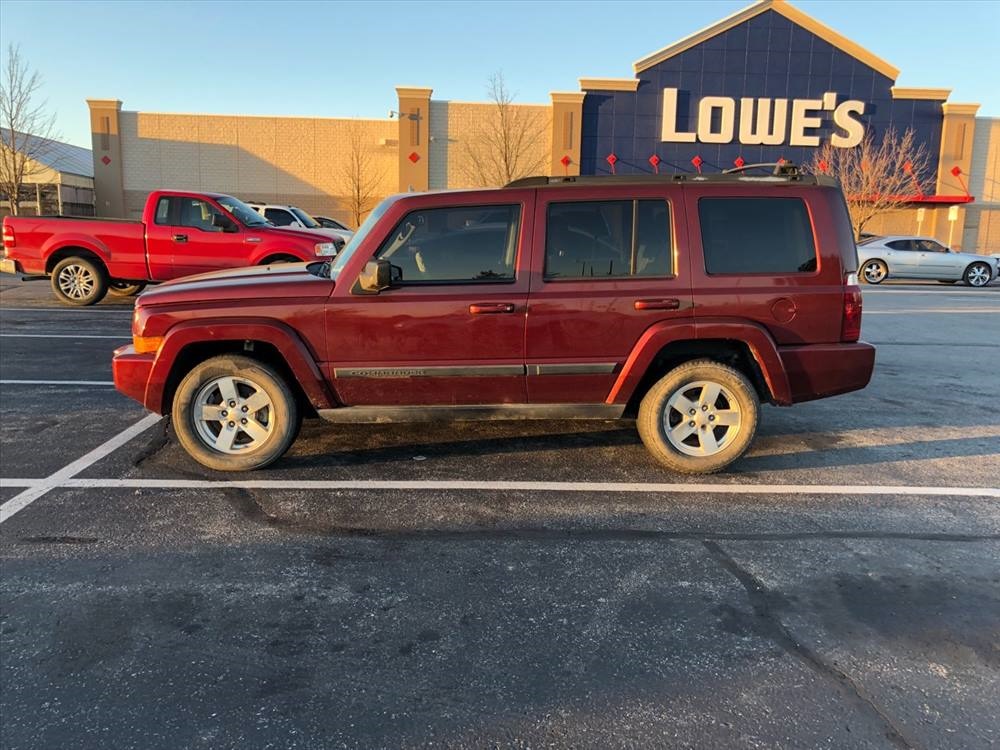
[2,0,998,148]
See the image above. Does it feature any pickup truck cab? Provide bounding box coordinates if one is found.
[113,167,875,474]
[0,190,345,305]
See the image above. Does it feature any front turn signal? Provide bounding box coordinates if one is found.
[133,335,164,354]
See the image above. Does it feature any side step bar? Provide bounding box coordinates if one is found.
[317,403,626,424]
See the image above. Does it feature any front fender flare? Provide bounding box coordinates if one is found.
[145,317,335,412]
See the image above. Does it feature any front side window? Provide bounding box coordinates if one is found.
[699,197,817,274]
[916,239,947,252]
[374,204,520,283]
[154,197,172,225]
[265,208,296,227]
[178,198,224,232]
[544,200,672,279]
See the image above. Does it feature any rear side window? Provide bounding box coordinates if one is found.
[699,197,817,274]
[887,239,913,251]
[545,200,672,279]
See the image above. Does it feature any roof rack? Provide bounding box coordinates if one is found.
[505,163,838,189]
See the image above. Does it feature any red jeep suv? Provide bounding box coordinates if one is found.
[113,167,874,474]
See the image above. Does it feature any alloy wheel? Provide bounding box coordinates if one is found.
[193,376,275,454]
[663,380,743,457]
[56,264,96,300]
[863,261,886,284]
[967,264,991,287]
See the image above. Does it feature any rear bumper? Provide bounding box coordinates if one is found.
[112,345,157,411]
[0,258,21,275]
[778,342,876,403]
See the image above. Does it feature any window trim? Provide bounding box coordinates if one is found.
[698,196,820,277]
[542,198,675,282]
[373,203,523,287]
[178,197,226,234]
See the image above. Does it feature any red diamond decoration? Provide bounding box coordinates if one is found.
[605,153,618,166]
[690,155,703,168]
[648,154,660,167]
[560,155,572,167]
[950,165,962,177]
[408,151,420,164]
[734,156,745,168]
[778,157,786,165]
[101,155,111,166]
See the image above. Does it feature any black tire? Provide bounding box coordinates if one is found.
[50,256,108,306]
[108,281,147,296]
[860,259,888,285]
[964,262,992,287]
[637,359,759,474]
[171,355,300,471]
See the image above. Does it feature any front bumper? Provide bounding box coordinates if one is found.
[0,258,21,275]
[779,342,876,403]
[112,345,157,411]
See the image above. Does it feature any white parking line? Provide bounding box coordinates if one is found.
[0,334,129,339]
[862,288,998,295]
[0,414,162,524]
[865,308,1000,314]
[0,380,115,386]
[0,307,134,313]
[0,476,996,499]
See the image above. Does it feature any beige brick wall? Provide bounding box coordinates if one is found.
[428,100,552,189]
[119,111,397,226]
[963,117,1000,254]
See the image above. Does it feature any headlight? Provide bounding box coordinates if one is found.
[314,242,338,256]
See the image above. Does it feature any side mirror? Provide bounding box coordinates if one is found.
[212,213,238,233]
[359,259,392,292]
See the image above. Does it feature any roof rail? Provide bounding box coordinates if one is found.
[505,164,837,188]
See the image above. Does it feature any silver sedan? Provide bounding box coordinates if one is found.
[857,236,998,286]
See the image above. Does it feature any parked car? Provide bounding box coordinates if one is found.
[113,169,875,474]
[856,235,997,286]
[246,203,353,245]
[0,191,346,305]
[314,215,352,232]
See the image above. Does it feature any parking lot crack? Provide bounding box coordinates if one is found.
[702,540,918,750]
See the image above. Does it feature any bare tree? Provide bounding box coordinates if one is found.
[461,72,548,187]
[340,121,385,228]
[811,127,930,240]
[0,45,58,216]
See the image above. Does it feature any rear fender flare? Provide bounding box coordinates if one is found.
[606,318,791,406]
[146,318,334,412]
[43,236,112,272]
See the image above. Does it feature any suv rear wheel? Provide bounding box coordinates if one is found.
[637,359,759,474]
[172,355,299,471]
[51,256,108,306]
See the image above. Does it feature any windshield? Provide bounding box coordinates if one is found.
[216,195,269,227]
[329,196,402,279]
[290,207,321,228]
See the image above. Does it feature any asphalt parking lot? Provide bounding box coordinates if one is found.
[1,275,998,749]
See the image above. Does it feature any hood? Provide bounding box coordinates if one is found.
[138,262,334,307]
[260,225,346,244]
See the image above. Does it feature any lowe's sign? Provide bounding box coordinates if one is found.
[660,88,866,148]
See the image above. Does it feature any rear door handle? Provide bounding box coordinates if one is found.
[634,298,680,311]
[172,234,188,243]
[469,303,516,315]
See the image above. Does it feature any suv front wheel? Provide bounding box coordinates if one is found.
[172,355,299,471]
[637,359,759,474]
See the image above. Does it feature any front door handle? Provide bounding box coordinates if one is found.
[634,298,680,311]
[469,303,516,315]
[172,234,188,243]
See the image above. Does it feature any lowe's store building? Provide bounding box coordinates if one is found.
[89,0,998,253]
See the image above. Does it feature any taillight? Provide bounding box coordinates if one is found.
[841,275,862,342]
[2,224,14,253]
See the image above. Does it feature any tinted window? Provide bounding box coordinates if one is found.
[154,197,172,225]
[916,239,946,252]
[886,240,913,251]
[699,198,817,274]
[265,208,296,226]
[375,204,520,283]
[178,198,223,232]
[545,200,671,279]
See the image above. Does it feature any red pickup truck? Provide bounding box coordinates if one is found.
[0,190,345,305]
[113,167,875,474]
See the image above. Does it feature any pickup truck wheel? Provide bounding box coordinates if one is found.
[637,359,759,474]
[172,355,299,471]
[51,257,108,306]
[108,281,147,296]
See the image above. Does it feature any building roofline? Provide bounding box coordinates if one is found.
[578,78,640,92]
[890,87,951,101]
[632,0,900,81]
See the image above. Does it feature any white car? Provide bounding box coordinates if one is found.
[856,236,998,287]
[246,203,354,246]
